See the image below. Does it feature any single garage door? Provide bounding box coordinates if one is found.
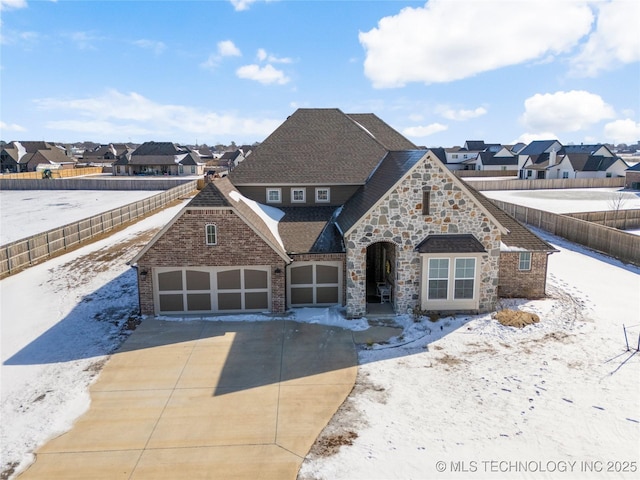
[287,261,342,308]
[154,266,271,315]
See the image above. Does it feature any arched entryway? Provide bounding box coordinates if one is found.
[365,241,397,314]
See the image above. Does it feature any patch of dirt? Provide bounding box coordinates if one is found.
[494,309,540,328]
[435,353,467,366]
[305,372,386,462]
[1,462,18,480]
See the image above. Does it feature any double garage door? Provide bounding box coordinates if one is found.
[154,266,271,315]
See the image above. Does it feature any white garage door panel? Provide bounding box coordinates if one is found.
[154,266,270,314]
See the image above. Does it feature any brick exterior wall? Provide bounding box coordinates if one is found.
[137,208,287,315]
[344,157,501,318]
[498,252,548,298]
[626,171,640,189]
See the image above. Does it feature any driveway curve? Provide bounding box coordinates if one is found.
[19,319,357,479]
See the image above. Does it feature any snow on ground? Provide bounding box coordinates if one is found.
[481,188,640,214]
[300,230,640,480]
[2,197,639,479]
[0,190,163,245]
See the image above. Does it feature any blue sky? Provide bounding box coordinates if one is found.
[1,0,638,147]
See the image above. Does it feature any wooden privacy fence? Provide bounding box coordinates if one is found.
[467,177,625,191]
[491,200,640,267]
[453,170,517,178]
[0,177,196,190]
[0,181,197,277]
[0,167,104,180]
[566,209,640,230]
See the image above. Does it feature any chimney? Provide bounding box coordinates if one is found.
[549,149,557,167]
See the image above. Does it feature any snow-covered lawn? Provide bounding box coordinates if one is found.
[2,201,639,479]
[481,188,640,214]
[0,190,163,245]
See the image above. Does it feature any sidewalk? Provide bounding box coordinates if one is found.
[19,319,357,479]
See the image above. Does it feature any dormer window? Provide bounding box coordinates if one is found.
[315,188,330,203]
[266,188,281,203]
[291,188,306,203]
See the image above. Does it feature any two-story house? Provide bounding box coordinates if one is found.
[131,109,554,319]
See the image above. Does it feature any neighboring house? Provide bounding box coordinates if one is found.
[463,147,518,171]
[517,140,563,179]
[113,141,205,176]
[131,108,555,319]
[83,143,131,165]
[626,163,640,189]
[220,150,245,171]
[0,141,76,172]
[521,143,627,179]
[443,141,502,170]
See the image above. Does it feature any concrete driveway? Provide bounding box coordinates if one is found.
[19,319,357,479]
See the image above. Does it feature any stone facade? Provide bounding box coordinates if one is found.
[626,170,640,189]
[344,157,501,318]
[136,208,287,315]
[498,252,548,298]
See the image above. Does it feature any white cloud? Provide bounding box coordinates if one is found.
[33,89,281,142]
[359,0,594,87]
[437,106,487,121]
[200,40,242,70]
[133,39,166,55]
[520,90,615,133]
[570,0,640,77]
[512,132,560,144]
[402,123,448,138]
[236,64,290,85]
[0,0,27,11]
[64,31,100,50]
[229,0,273,11]
[256,48,292,64]
[603,119,640,144]
[0,120,27,132]
[218,40,241,57]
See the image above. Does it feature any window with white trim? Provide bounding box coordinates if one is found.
[205,224,217,245]
[518,252,531,271]
[562,171,569,179]
[266,188,281,203]
[315,188,330,203]
[428,258,449,299]
[291,188,306,203]
[454,258,476,299]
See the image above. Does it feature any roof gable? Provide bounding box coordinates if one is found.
[336,150,508,238]
[519,140,561,156]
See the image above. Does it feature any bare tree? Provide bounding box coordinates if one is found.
[608,191,628,212]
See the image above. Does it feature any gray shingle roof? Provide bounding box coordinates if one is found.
[464,184,556,252]
[278,206,342,254]
[519,140,559,156]
[229,108,416,186]
[415,234,486,253]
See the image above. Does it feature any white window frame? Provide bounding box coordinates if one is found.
[454,258,476,300]
[291,188,306,203]
[421,254,482,311]
[427,258,449,300]
[205,224,217,245]
[518,252,531,271]
[315,187,330,203]
[266,188,282,203]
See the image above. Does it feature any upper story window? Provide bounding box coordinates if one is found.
[518,252,531,271]
[315,187,330,203]
[291,188,306,203]
[422,188,431,215]
[205,224,217,245]
[266,188,281,203]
